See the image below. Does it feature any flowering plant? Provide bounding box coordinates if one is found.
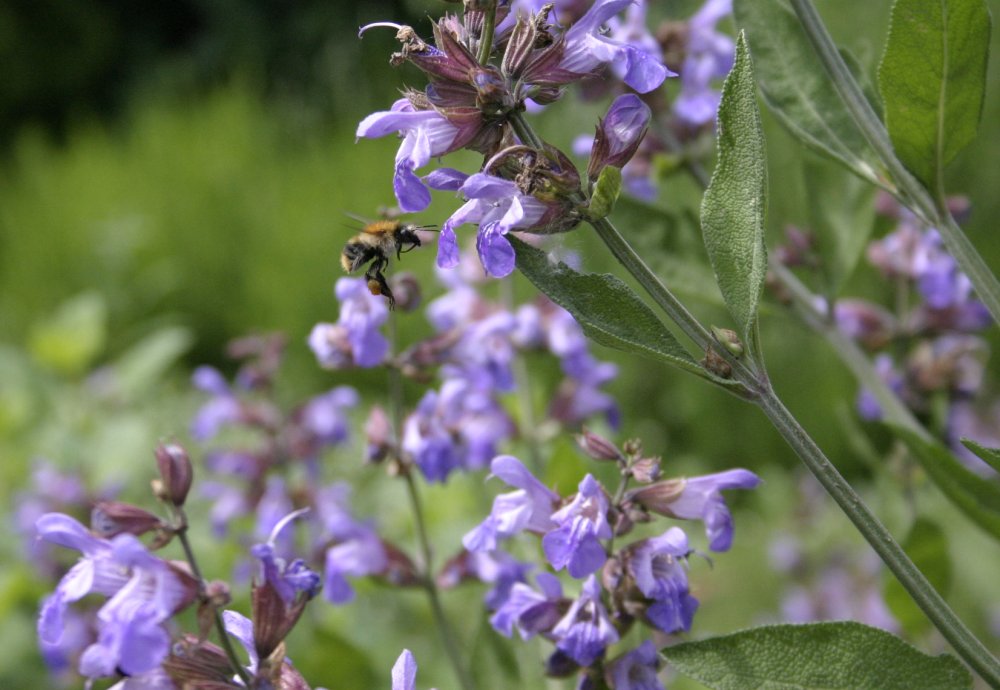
[22,0,1000,689]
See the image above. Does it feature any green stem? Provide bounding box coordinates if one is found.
[787,0,1000,326]
[387,316,477,690]
[175,524,253,687]
[476,2,497,65]
[757,387,1000,688]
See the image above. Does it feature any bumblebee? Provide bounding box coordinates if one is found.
[340,220,423,309]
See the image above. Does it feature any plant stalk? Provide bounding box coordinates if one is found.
[476,2,497,65]
[787,0,1000,326]
[175,524,253,687]
[387,316,477,690]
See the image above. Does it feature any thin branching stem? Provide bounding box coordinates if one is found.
[787,0,1000,327]
[175,523,253,687]
[387,316,478,690]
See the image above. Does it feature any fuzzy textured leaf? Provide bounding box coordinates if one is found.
[663,622,971,690]
[511,237,703,377]
[879,0,991,191]
[734,0,882,184]
[701,32,768,342]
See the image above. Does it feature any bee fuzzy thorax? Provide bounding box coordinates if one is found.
[340,219,424,310]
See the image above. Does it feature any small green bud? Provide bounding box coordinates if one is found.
[587,165,622,220]
[711,326,744,358]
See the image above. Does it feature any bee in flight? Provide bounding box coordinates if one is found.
[340,219,426,309]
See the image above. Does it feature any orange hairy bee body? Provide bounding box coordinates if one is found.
[340,220,422,309]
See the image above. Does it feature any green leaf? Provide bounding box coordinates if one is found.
[701,32,768,344]
[27,292,107,376]
[803,154,877,295]
[663,622,972,690]
[510,237,704,378]
[878,0,991,192]
[883,517,952,637]
[960,438,1000,473]
[733,0,883,185]
[890,425,1000,541]
[111,327,193,401]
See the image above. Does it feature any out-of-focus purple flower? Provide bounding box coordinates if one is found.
[856,353,903,421]
[674,0,735,126]
[200,480,251,537]
[324,527,388,604]
[223,610,259,674]
[606,641,664,690]
[464,455,559,552]
[37,516,195,681]
[108,668,176,690]
[948,400,1000,476]
[190,366,243,441]
[254,476,294,552]
[356,98,467,212]
[460,550,534,612]
[551,575,619,666]
[309,278,390,369]
[543,474,612,578]
[629,469,759,551]
[557,0,673,94]
[628,527,698,633]
[431,172,551,277]
[403,378,515,482]
[491,571,566,639]
[586,94,651,180]
[299,386,360,446]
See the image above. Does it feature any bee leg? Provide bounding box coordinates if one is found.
[365,265,396,310]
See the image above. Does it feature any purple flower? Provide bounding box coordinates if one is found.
[463,455,559,552]
[299,386,360,446]
[542,474,612,577]
[551,575,619,666]
[607,641,664,690]
[356,98,466,212]
[37,515,194,681]
[628,527,699,633]
[856,353,903,421]
[558,0,672,93]
[309,278,390,369]
[674,0,735,126]
[490,571,566,638]
[658,469,759,551]
[223,610,260,674]
[252,508,322,605]
[324,527,388,604]
[190,365,242,441]
[432,172,551,277]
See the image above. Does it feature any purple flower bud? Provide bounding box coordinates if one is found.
[587,94,651,181]
[154,443,193,507]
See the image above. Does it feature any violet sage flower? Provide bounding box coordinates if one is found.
[606,641,665,690]
[309,277,390,369]
[628,468,760,551]
[626,527,699,633]
[551,575,619,667]
[543,474,613,577]
[463,455,560,552]
[586,93,651,182]
[673,0,735,126]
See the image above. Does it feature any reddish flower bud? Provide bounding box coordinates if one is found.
[576,428,622,462]
[629,456,661,484]
[90,501,163,538]
[155,442,194,507]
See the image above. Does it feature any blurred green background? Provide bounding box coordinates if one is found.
[2,0,1000,688]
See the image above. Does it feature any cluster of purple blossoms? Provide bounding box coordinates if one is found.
[356,0,676,275]
[455,434,758,687]
[792,195,996,474]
